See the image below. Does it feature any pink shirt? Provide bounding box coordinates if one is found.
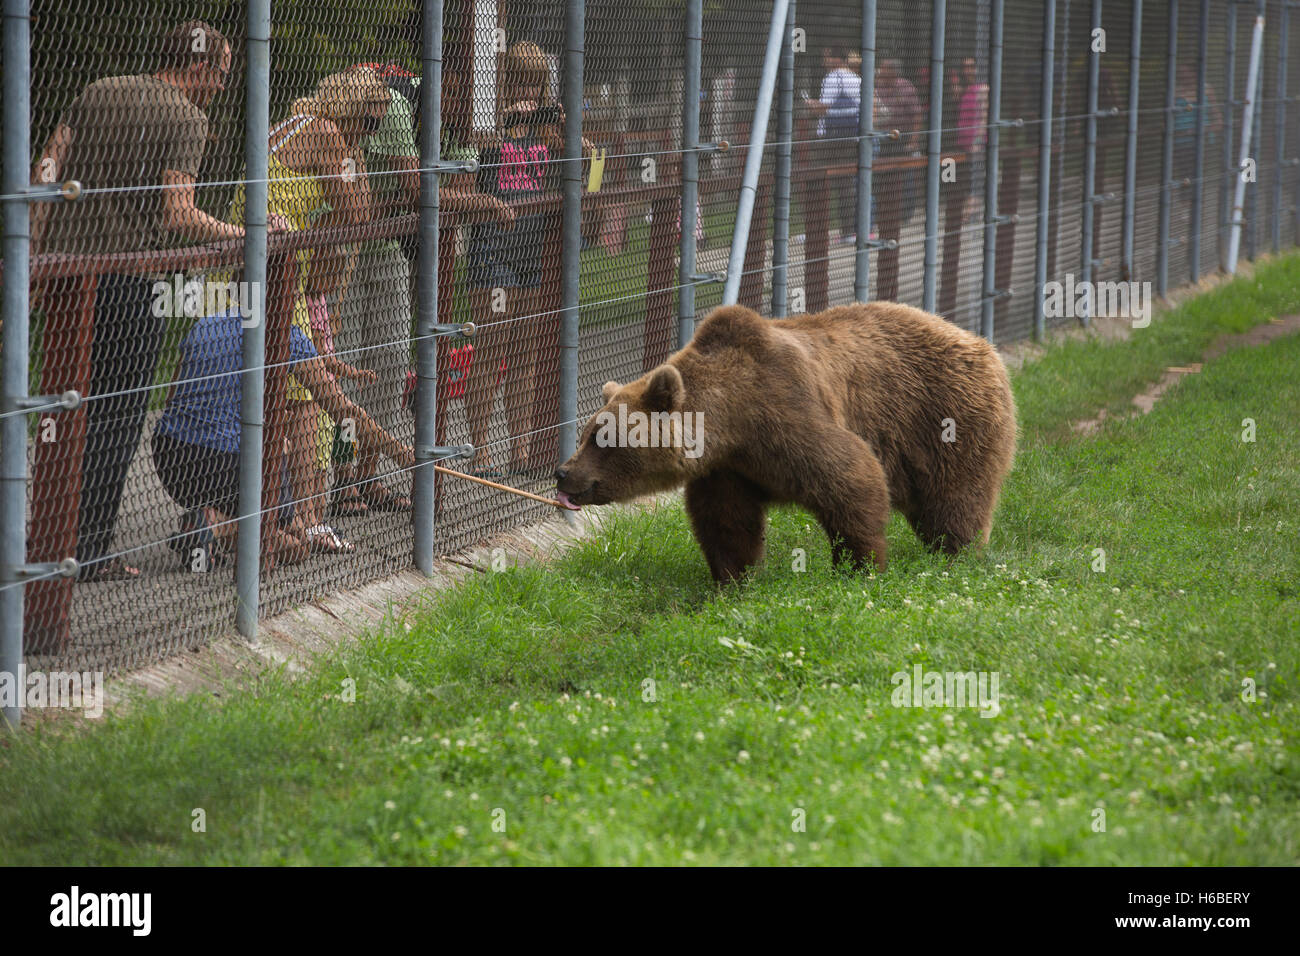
[958,84,989,150]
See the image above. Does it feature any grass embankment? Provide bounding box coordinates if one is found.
[2,255,1298,864]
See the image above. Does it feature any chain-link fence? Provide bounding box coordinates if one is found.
[2,0,1297,711]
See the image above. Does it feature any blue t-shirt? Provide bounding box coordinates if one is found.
[156,309,318,454]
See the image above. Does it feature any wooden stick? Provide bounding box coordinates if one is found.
[433,464,567,509]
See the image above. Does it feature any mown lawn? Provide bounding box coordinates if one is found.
[2,256,1298,865]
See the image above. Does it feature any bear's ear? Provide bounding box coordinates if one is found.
[601,380,621,404]
[643,364,684,411]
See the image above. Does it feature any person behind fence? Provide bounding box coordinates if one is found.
[29,20,243,582]
[335,44,521,499]
[463,40,570,478]
[228,69,391,554]
[152,308,415,572]
[329,64,422,518]
[876,58,923,224]
[805,45,861,243]
[956,57,989,225]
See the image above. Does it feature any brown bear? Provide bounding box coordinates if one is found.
[555,302,1017,583]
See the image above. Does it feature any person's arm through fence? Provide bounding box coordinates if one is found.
[294,355,414,470]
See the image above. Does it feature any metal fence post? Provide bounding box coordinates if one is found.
[854,0,876,303]
[923,0,946,314]
[722,0,790,305]
[772,0,795,315]
[1121,0,1142,283]
[1,0,32,727]
[1158,0,1178,298]
[412,0,443,575]
[1080,0,1101,326]
[1033,0,1056,341]
[235,0,271,640]
[979,0,1004,341]
[1190,0,1209,281]
[1227,6,1265,273]
[558,0,584,459]
[1222,1,1237,268]
[1247,6,1264,262]
[1290,0,1300,248]
[680,0,703,343]
[1284,0,1294,247]
[1274,0,1289,253]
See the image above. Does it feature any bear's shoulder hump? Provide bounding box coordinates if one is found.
[691,305,769,355]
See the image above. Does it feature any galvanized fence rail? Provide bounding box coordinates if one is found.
[2,0,1298,725]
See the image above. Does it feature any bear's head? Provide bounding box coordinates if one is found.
[554,364,705,510]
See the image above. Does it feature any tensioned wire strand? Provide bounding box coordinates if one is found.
[1,418,581,593]
[12,182,1263,583]
[8,156,1251,420]
[6,93,1273,202]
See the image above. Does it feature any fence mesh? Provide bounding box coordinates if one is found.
[3,0,1297,677]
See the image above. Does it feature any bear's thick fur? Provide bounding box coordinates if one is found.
[555,302,1018,583]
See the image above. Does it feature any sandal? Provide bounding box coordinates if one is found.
[305,524,356,555]
[169,507,228,572]
[77,556,142,582]
[358,481,413,512]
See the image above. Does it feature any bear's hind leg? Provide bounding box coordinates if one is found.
[684,470,769,584]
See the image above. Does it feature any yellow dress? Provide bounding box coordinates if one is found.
[228,116,333,469]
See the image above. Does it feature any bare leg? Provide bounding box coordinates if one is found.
[465,285,505,472]
[503,285,542,469]
[289,402,328,530]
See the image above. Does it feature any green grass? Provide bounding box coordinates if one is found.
[2,255,1299,865]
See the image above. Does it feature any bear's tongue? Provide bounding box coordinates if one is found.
[555,491,581,512]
